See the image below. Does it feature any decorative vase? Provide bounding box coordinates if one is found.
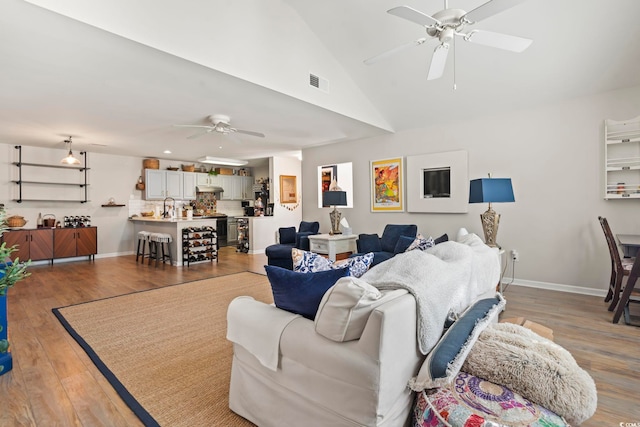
[0,264,13,375]
[0,291,11,376]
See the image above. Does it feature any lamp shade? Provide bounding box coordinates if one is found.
[469,178,515,203]
[322,191,347,207]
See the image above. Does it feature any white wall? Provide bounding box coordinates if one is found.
[302,85,640,293]
[0,143,144,257]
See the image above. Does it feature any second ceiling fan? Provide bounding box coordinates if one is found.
[364,0,533,80]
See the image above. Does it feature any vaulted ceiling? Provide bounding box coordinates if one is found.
[2,0,639,165]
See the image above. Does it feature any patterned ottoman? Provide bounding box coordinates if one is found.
[413,372,570,427]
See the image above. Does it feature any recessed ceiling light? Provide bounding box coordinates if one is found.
[197,156,248,166]
[163,150,172,154]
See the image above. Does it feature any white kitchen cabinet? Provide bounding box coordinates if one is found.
[218,175,237,200]
[145,169,184,200]
[196,173,221,187]
[604,116,640,199]
[194,173,252,200]
[183,172,196,200]
[242,176,254,200]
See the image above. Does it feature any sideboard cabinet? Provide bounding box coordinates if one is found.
[1,227,97,263]
[1,229,53,262]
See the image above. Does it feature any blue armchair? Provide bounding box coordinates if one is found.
[351,224,418,267]
[265,221,320,270]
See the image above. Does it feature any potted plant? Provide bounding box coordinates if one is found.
[0,206,31,376]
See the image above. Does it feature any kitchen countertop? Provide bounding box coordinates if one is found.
[129,216,224,222]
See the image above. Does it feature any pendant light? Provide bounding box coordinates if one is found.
[61,136,81,165]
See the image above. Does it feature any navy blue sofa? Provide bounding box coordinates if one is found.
[351,224,418,267]
[265,221,320,270]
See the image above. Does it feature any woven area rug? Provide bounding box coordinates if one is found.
[53,271,273,427]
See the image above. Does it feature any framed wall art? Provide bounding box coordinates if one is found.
[317,162,354,208]
[370,157,404,212]
[279,175,297,203]
[406,150,468,213]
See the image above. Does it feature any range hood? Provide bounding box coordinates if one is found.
[196,186,224,193]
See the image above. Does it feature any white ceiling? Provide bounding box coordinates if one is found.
[2,0,640,167]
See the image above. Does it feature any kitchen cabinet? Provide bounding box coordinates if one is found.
[217,175,253,200]
[54,227,97,260]
[145,170,184,200]
[218,175,237,200]
[182,172,196,200]
[242,176,254,200]
[2,229,54,262]
[196,173,220,187]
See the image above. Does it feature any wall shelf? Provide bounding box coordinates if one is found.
[12,145,90,203]
[101,204,125,207]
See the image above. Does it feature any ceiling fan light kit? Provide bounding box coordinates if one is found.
[365,0,533,81]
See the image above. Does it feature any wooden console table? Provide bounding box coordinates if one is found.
[308,234,357,261]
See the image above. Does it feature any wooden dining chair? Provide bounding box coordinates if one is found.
[613,254,640,325]
[598,216,635,311]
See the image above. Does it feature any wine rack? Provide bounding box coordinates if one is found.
[237,217,249,253]
[182,226,217,266]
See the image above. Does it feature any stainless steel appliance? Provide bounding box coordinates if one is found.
[227,217,238,245]
[216,217,228,247]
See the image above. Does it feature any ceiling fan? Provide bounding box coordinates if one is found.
[364,0,532,80]
[174,114,265,139]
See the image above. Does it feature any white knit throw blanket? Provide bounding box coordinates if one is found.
[361,235,500,354]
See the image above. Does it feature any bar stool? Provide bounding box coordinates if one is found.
[136,231,151,263]
[149,233,173,267]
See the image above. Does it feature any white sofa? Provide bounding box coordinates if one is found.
[228,290,421,426]
[227,236,500,426]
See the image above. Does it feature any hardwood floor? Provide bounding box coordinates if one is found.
[1,249,638,426]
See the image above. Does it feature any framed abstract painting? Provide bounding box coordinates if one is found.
[370,157,404,212]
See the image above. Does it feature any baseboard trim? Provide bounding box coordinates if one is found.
[503,277,607,298]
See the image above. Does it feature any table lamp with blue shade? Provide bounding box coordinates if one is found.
[322,180,347,235]
[469,175,515,248]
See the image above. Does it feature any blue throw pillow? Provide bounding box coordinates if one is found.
[264,265,349,320]
[279,227,296,245]
[357,234,382,253]
[394,235,415,254]
[434,233,449,245]
[409,296,505,390]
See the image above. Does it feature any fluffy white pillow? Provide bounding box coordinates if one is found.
[314,276,406,342]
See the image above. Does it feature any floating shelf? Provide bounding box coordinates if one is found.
[101,204,125,207]
[12,146,90,203]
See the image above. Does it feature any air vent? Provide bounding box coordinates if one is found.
[309,73,329,93]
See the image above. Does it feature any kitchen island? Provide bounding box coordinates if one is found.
[130,216,221,266]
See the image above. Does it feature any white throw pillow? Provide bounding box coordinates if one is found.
[314,276,406,342]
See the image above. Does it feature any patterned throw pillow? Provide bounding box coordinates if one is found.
[292,249,374,278]
[413,372,570,427]
[406,233,435,252]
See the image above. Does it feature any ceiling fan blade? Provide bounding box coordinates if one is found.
[187,130,211,139]
[364,38,428,65]
[236,129,265,138]
[387,6,440,27]
[174,124,213,129]
[427,43,449,80]
[464,30,532,52]
[462,0,528,24]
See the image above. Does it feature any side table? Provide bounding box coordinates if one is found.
[308,234,358,261]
